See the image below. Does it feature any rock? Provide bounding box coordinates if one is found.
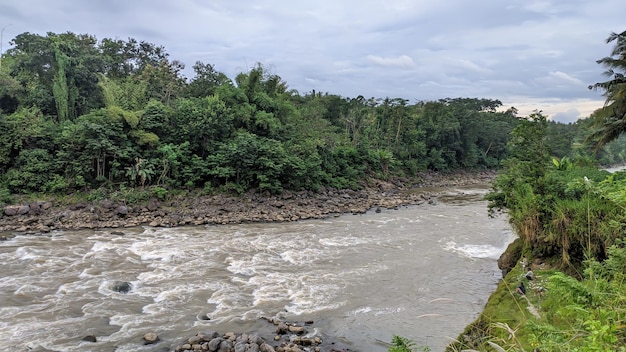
[148,199,160,211]
[36,224,51,233]
[260,343,276,352]
[234,342,247,352]
[218,339,233,351]
[0,233,15,241]
[143,332,160,345]
[113,281,132,294]
[288,325,305,334]
[208,337,223,351]
[82,335,97,342]
[498,238,523,277]
[248,334,262,345]
[199,331,219,340]
[276,322,289,334]
[100,200,115,209]
[29,202,42,215]
[4,205,22,216]
[116,205,128,216]
[188,335,204,345]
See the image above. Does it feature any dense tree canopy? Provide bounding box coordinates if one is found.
[0,31,620,199]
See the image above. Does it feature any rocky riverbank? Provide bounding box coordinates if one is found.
[0,170,496,238]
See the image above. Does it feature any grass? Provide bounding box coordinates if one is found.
[446,263,556,351]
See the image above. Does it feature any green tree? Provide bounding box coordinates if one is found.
[587,30,626,150]
[184,61,231,98]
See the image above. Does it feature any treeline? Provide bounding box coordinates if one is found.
[0,31,615,200]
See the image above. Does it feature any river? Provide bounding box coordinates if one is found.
[0,185,514,352]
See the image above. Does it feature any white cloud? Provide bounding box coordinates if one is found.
[502,97,604,120]
[366,55,414,68]
[536,71,584,86]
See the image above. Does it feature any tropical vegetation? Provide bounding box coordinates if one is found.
[446,30,626,351]
[0,31,622,208]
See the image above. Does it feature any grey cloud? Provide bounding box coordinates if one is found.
[0,0,624,114]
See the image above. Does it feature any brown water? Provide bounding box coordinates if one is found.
[0,185,513,352]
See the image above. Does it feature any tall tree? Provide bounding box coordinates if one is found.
[184,61,231,98]
[587,30,626,150]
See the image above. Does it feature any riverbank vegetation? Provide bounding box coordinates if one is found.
[1,31,624,209]
[446,30,626,351]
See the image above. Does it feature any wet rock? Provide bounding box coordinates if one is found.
[0,232,16,241]
[288,326,305,334]
[113,281,132,294]
[143,332,159,345]
[82,334,97,342]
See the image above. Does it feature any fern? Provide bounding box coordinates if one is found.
[388,335,430,352]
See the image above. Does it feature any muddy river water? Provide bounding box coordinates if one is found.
[0,185,513,351]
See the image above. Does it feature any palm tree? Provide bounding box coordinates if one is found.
[587,30,626,151]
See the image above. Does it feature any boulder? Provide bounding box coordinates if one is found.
[116,205,128,216]
[113,281,132,294]
[4,205,28,216]
[218,339,233,351]
[188,335,203,345]
[147,199,160,211]
[498,238,523,276]
[288,325,305,334]
[143,332,159,345]
[81,335,97,342]
[208,337,223,351]
[100,200,115,209]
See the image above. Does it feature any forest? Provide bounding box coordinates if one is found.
[1,31,623,205]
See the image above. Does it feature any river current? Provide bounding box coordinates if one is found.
[0,185,514,352]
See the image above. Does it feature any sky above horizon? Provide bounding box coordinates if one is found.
[1,0,624,123]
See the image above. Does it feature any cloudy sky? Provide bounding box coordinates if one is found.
[1,0,624,123]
